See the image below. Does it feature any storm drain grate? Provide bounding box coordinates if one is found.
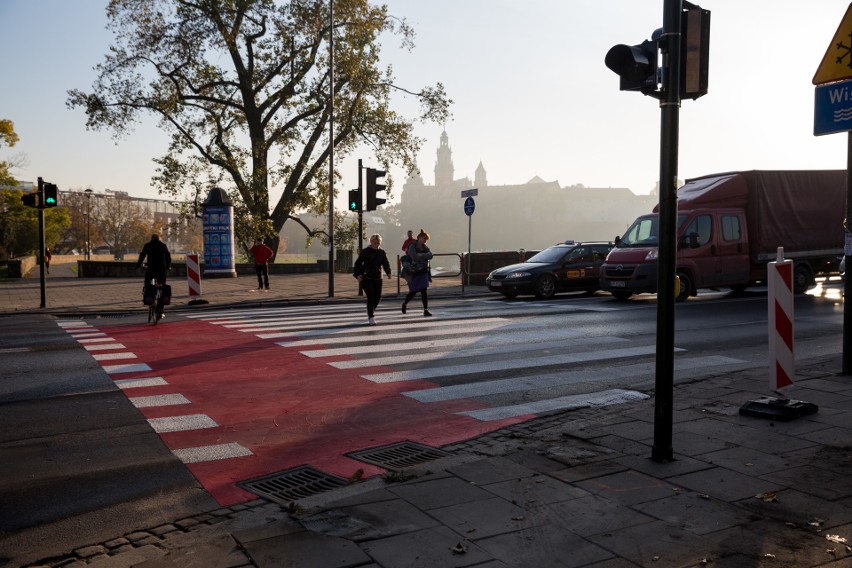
[348,441,451,470]
[239,466,348,504]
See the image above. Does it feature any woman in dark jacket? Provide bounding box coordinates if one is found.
[353,233,392,325]
[402,229,433,317]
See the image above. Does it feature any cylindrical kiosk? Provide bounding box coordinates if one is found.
[201,187,236,278]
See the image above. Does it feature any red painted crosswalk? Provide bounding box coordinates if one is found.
[77,320,527,505]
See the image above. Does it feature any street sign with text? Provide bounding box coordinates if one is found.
[814,78,852,135]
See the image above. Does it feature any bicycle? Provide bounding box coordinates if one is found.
[146,278,165,325]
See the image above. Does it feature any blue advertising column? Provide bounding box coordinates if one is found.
[202,187,236,278]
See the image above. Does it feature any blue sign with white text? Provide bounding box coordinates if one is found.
[814,78,852,136]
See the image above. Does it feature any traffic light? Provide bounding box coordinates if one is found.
[21,192,38,208]
[681,3,710,100]
[348,188,361,212]
[604,29,662,96]
[365,168,386,211]
[43,183,58,208]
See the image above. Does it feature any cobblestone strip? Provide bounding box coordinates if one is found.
[22,500,273,568]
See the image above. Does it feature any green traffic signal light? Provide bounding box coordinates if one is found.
[348,189,361,212]
[43,183,58,208]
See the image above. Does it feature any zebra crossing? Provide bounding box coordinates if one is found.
[186,300,748,420]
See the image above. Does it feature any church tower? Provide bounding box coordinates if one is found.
[475,161,488,189]
[434,130,454,188]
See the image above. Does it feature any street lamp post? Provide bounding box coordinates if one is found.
[84,189,93,260]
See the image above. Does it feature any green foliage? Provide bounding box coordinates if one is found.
[0,189,71,258]
[0,119,21,187]
[68,0,451,243]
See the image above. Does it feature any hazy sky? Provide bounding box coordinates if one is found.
[1,0,850,209]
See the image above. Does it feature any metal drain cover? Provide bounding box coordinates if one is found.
[240,466,347,504]
[348,441,451,469]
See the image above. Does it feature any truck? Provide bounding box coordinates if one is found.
[600,170,846,301]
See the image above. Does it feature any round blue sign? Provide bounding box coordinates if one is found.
[464,196,475,216]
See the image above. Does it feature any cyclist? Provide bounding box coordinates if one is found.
[136,234,172,317]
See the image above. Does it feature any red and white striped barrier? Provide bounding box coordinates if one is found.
[186,254,202,298]
[768,247,794,393]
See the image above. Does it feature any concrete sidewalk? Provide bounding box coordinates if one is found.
[1,268,477,314]
[2,274,851,567]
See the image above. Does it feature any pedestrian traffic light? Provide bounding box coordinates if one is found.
[681,3,710,100]
[21,192,38,208]
[604,29,662,96]
[365,168,386,211]
[43,183,58,208]
[348,188,361,212]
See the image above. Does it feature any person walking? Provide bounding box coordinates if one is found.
[354,234,392,325]
[399,229,417,275]
[402,229,433,317]
[44,247,51,275]
[250,238,275,290]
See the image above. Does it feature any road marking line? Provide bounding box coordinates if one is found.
[77,337,116,344]
[83,343,126,351]
[129,393,191,408]
[103,363,152,374]
[362,345,679,383]
[114,376,168,389]
[67,332,107,338]
[57,321,92,328]
[172,442,253,464]
[92,352,137,361]
[300,328,592,358]
[329,336,630,369]
[460,389,650,421]
[0,347,30,353]
[403,355,747,403]
[148,414,218,433]
[270,318,512,343]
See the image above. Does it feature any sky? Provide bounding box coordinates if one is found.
[1,0,851,210]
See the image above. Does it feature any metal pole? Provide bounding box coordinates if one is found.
[843,132,852,374]
[358,159,364,297]
[85,189,92,261]
[327,0,335,297]
[652,0,683,463]
[37,177,46,309]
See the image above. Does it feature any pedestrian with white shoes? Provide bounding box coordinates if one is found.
[353,233,392,326]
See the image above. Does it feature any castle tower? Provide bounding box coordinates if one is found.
[434,130,454,188]
[475,161,487,189]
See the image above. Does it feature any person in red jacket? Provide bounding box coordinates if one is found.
[250,238,275,290]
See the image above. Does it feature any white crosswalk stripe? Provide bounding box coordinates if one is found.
[193,303,748,420]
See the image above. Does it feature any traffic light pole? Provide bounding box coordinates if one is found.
[357,160,364,297]
[652,0,683,463]
[37,177,47,308]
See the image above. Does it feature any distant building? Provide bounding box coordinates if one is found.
[399,130,656,253]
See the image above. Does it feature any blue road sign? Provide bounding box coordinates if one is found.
[814,78,852,136]
[464,196,475,216]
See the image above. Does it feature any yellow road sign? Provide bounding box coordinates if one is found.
[814,4,852,85]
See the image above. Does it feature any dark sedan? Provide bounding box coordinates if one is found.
[485,241,615,299]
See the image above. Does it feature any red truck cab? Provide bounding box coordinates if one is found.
[600,171,845,301]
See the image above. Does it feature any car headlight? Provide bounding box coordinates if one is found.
[645,249,659,261]
[506,272,531,279]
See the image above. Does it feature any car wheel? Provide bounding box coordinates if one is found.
[676,271,692,302]
[500,291,518,299]
[611,291,632,300]
[534,274,557,299]
[793,263,813,294]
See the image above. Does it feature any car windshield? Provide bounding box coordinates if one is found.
[618,214,688,247]
[526,246,568,263]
